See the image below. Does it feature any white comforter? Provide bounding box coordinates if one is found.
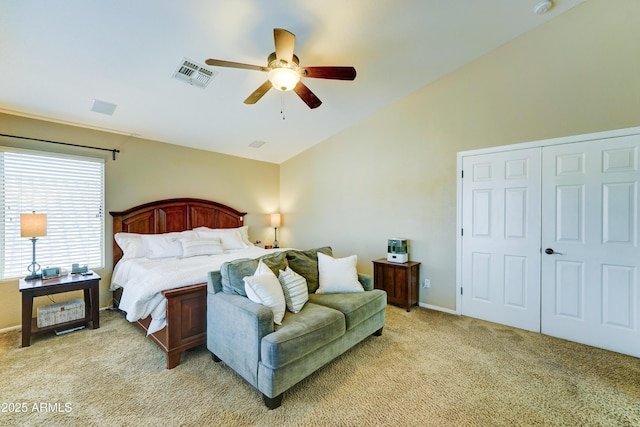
[110,247,287,334]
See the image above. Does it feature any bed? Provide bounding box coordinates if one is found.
[110,198,257,369]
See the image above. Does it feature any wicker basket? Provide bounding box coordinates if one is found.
[36,299,85,328]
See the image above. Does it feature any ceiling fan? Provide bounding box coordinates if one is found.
[205,28,356,109]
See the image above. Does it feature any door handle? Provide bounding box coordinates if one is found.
[544,248,563,255]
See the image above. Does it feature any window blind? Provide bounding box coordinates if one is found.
[0,148,105,280]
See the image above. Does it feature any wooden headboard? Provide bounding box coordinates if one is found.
[109,198,247,267]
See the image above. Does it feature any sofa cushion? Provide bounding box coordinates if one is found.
[221,252,288,296]
[286,246,332,293]
[308,289,387,331]
[260,303,345,369]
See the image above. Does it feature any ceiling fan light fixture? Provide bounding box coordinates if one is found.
[268,68,300,92]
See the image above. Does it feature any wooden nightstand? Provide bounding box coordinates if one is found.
[19,271,100,347]
[372,259,420,312]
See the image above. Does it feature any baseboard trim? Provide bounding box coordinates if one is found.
[418,302,457,315]
[0,324,21,334]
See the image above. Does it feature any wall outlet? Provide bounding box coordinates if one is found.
[423,278,431,288]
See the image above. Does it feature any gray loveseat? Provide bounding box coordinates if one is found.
[206,247,387,409]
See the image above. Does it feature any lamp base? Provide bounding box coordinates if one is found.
[25,237,42,281]
[273,227,279,249]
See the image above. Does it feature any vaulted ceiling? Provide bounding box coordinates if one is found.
[0,0,586,163]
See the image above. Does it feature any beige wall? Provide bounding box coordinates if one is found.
[280,0,640,310]
[0,114,279,329]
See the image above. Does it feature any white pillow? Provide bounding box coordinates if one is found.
[179,237,224,257]
[316,252,364,294]
[114,232,146,260]
[244,260,286,324]
[195,226,253,246]
[278,266,308,313]
[236,225,253,246]
[195,227,248,250]
[141,230,196,259]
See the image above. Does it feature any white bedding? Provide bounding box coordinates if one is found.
[110,247,288,334]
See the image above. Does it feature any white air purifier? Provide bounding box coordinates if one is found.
[387,238,408,263]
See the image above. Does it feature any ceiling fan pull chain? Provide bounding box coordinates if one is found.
[281,93,286,120]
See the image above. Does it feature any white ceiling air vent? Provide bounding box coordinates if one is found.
[90,99,117,115]
[249,140,266,148]
[172,58,217,89]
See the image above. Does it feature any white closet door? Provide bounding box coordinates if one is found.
[461,148,541,332]
[541,135,640,357]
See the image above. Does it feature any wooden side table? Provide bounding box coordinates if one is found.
[372,259,420,312]
[19,271,100,347]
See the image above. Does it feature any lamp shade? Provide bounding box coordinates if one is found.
[268,68,300,92]
[270,213,281,228]
[20,212,47,238]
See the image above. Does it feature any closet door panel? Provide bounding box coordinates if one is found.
[541,135,640,358]
[460,148,541,332]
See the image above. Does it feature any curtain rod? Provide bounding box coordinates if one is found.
[0,133,120,160]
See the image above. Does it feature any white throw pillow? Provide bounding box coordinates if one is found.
[316,252,364,294]
[179,237,224,257]
[278,266,308,313]
[195,227,248,250]
[141,230,196,259]
[114,232,146,260]
[244,259,286,324]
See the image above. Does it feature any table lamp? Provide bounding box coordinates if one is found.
[270,213,281,248]
[20,211,47,280]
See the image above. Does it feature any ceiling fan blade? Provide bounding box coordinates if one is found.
[244,80,273,104]
[274,28,296,63]
[299,66,357,80]
[294,81,322,109]
[205,58,269,72]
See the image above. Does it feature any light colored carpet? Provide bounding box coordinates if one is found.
[1,306,638,426]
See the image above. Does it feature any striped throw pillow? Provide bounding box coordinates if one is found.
[278,266,309,313]
[179,237,224,258]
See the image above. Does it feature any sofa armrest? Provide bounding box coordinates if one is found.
[208,292,275,387]
[207,271,223,294]
[209,292,274,342]
[358,273,374,291]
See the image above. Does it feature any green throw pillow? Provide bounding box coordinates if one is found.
[221,251,288,296]
[285,246,332,293]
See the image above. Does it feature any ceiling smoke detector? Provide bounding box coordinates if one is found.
[172,58,217,89]
[533,1,553,15]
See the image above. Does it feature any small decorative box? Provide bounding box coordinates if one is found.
[36,299,85,328]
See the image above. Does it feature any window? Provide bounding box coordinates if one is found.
[0,148,105,280]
